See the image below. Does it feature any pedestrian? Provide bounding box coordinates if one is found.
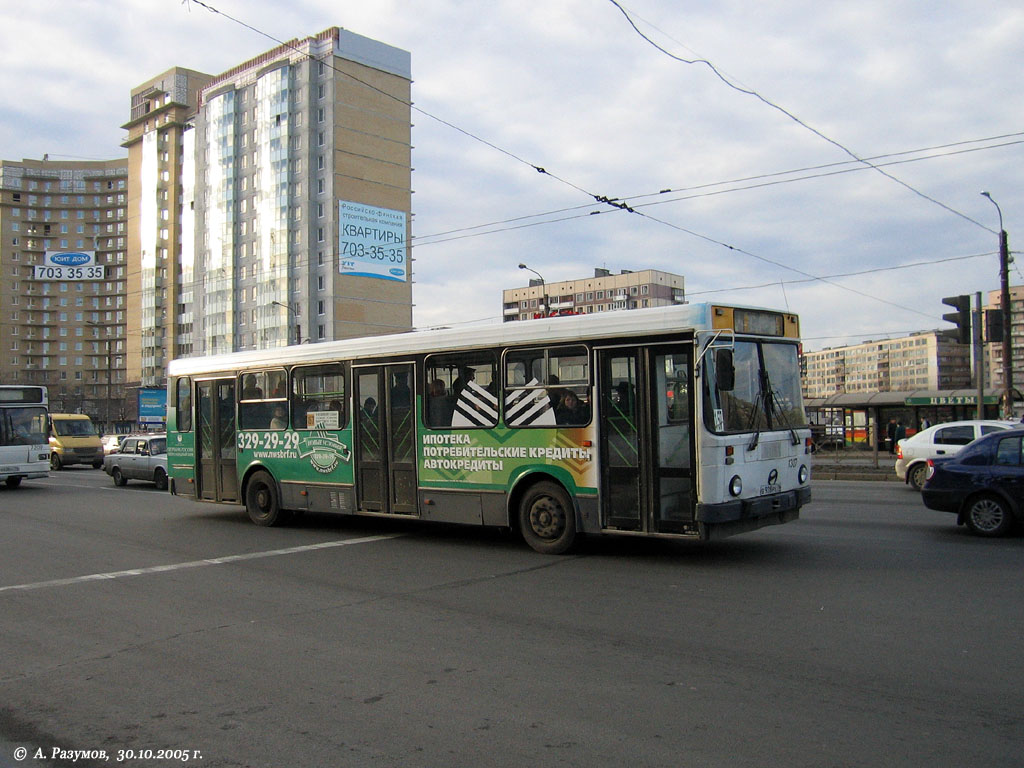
[886,418,898,454]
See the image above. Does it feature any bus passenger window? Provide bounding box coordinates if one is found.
[505,345,590,428]
[424,353,497,429]
[238,369,288,430]
[176,377,192,432]
[292,363,346,430]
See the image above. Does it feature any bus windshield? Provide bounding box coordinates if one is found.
[1,407,49,445]
[706,340,808,433]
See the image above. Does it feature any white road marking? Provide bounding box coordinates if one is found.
[0,534,401,594]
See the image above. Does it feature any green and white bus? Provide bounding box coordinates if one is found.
[166,303,811,553]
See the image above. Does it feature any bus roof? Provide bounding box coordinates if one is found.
[168,302,796,378]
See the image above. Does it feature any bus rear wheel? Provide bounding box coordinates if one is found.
[519,481,577,555]
[245,470,288,526]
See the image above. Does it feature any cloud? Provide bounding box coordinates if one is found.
[1,0,1021,351]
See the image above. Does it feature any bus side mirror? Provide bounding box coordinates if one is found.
[715,349,735,391]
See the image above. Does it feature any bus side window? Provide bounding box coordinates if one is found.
[292,363,346,430]
[176,377,192,432]
[238,369,287,431]
[505,345,590,428]
[424,353,497,429]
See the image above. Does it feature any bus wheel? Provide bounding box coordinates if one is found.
[6,476,23,488]
[519,481,577,555]
[246,471,287,526]
[50,452,62,471]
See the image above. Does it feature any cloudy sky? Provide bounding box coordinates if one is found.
[2,0,1021,349]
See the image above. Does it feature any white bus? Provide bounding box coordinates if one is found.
[167,303,812,553]
[0,385,51,488]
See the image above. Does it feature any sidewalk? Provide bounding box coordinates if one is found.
[811,448,900,481]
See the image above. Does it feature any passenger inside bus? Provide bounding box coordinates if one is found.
[555,390,588,426]
[241,375,262,399]
[391,373,411,409]
[270,406,288,430]
[427,379,453,428]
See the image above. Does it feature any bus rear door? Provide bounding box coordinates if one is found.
[196,378,239,503]
[353,364,417,515]
[597,344,695,534]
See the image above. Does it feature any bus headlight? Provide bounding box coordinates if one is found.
[798,464,809,484]
[729,475,743,497]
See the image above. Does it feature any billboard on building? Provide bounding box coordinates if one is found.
[34,251,105,281]
[338,201,407,282]
[138,388,167,426]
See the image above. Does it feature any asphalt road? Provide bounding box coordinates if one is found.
[1,472,1021,768]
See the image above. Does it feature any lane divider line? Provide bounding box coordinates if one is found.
[0,534,402,594]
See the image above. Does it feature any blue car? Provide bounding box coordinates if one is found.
[921,427,1024,537]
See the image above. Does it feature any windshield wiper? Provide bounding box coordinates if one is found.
[746,369,768,451]
[747,369,800,450]
[767,382,801,446]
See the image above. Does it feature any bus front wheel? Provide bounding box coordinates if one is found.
[245,471,287,526]
[519,481,577,555]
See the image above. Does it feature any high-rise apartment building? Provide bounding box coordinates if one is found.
[124,27,413,389]
[0,158,130,423]
[801,331,972,398]
[503,268,685,322]
[122,67,213,389]
[983,285,1024,391]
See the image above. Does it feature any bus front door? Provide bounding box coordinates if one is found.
[354,364,417,515]
[598,346,695,533]
[196,379,239,503]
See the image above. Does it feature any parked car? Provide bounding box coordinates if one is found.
[895,420,1017,490]
[101,434,124,456]
[102,433,168,490]
[921,427,1024,537]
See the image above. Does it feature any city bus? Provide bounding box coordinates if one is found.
[166,303,811,553]
[0,385,51,488]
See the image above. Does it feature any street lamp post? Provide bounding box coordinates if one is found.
[981,191,1013,417]
[271,300,301,345]
[518,263,549,319]
[85,320,111,433]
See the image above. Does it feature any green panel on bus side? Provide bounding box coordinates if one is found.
[236,426,356,485]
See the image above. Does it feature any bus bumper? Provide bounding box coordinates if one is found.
[696,486,810,539]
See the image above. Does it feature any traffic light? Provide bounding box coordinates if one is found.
[941,295,971,344]
[986,309,1004,343]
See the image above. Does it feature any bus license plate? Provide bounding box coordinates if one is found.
[759,484,782,496]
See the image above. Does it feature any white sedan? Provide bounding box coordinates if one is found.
[102,433,168,490]
[895,419,1017,490]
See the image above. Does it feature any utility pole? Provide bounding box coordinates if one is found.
[981,192,1013,417]
[975,292,984,419]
